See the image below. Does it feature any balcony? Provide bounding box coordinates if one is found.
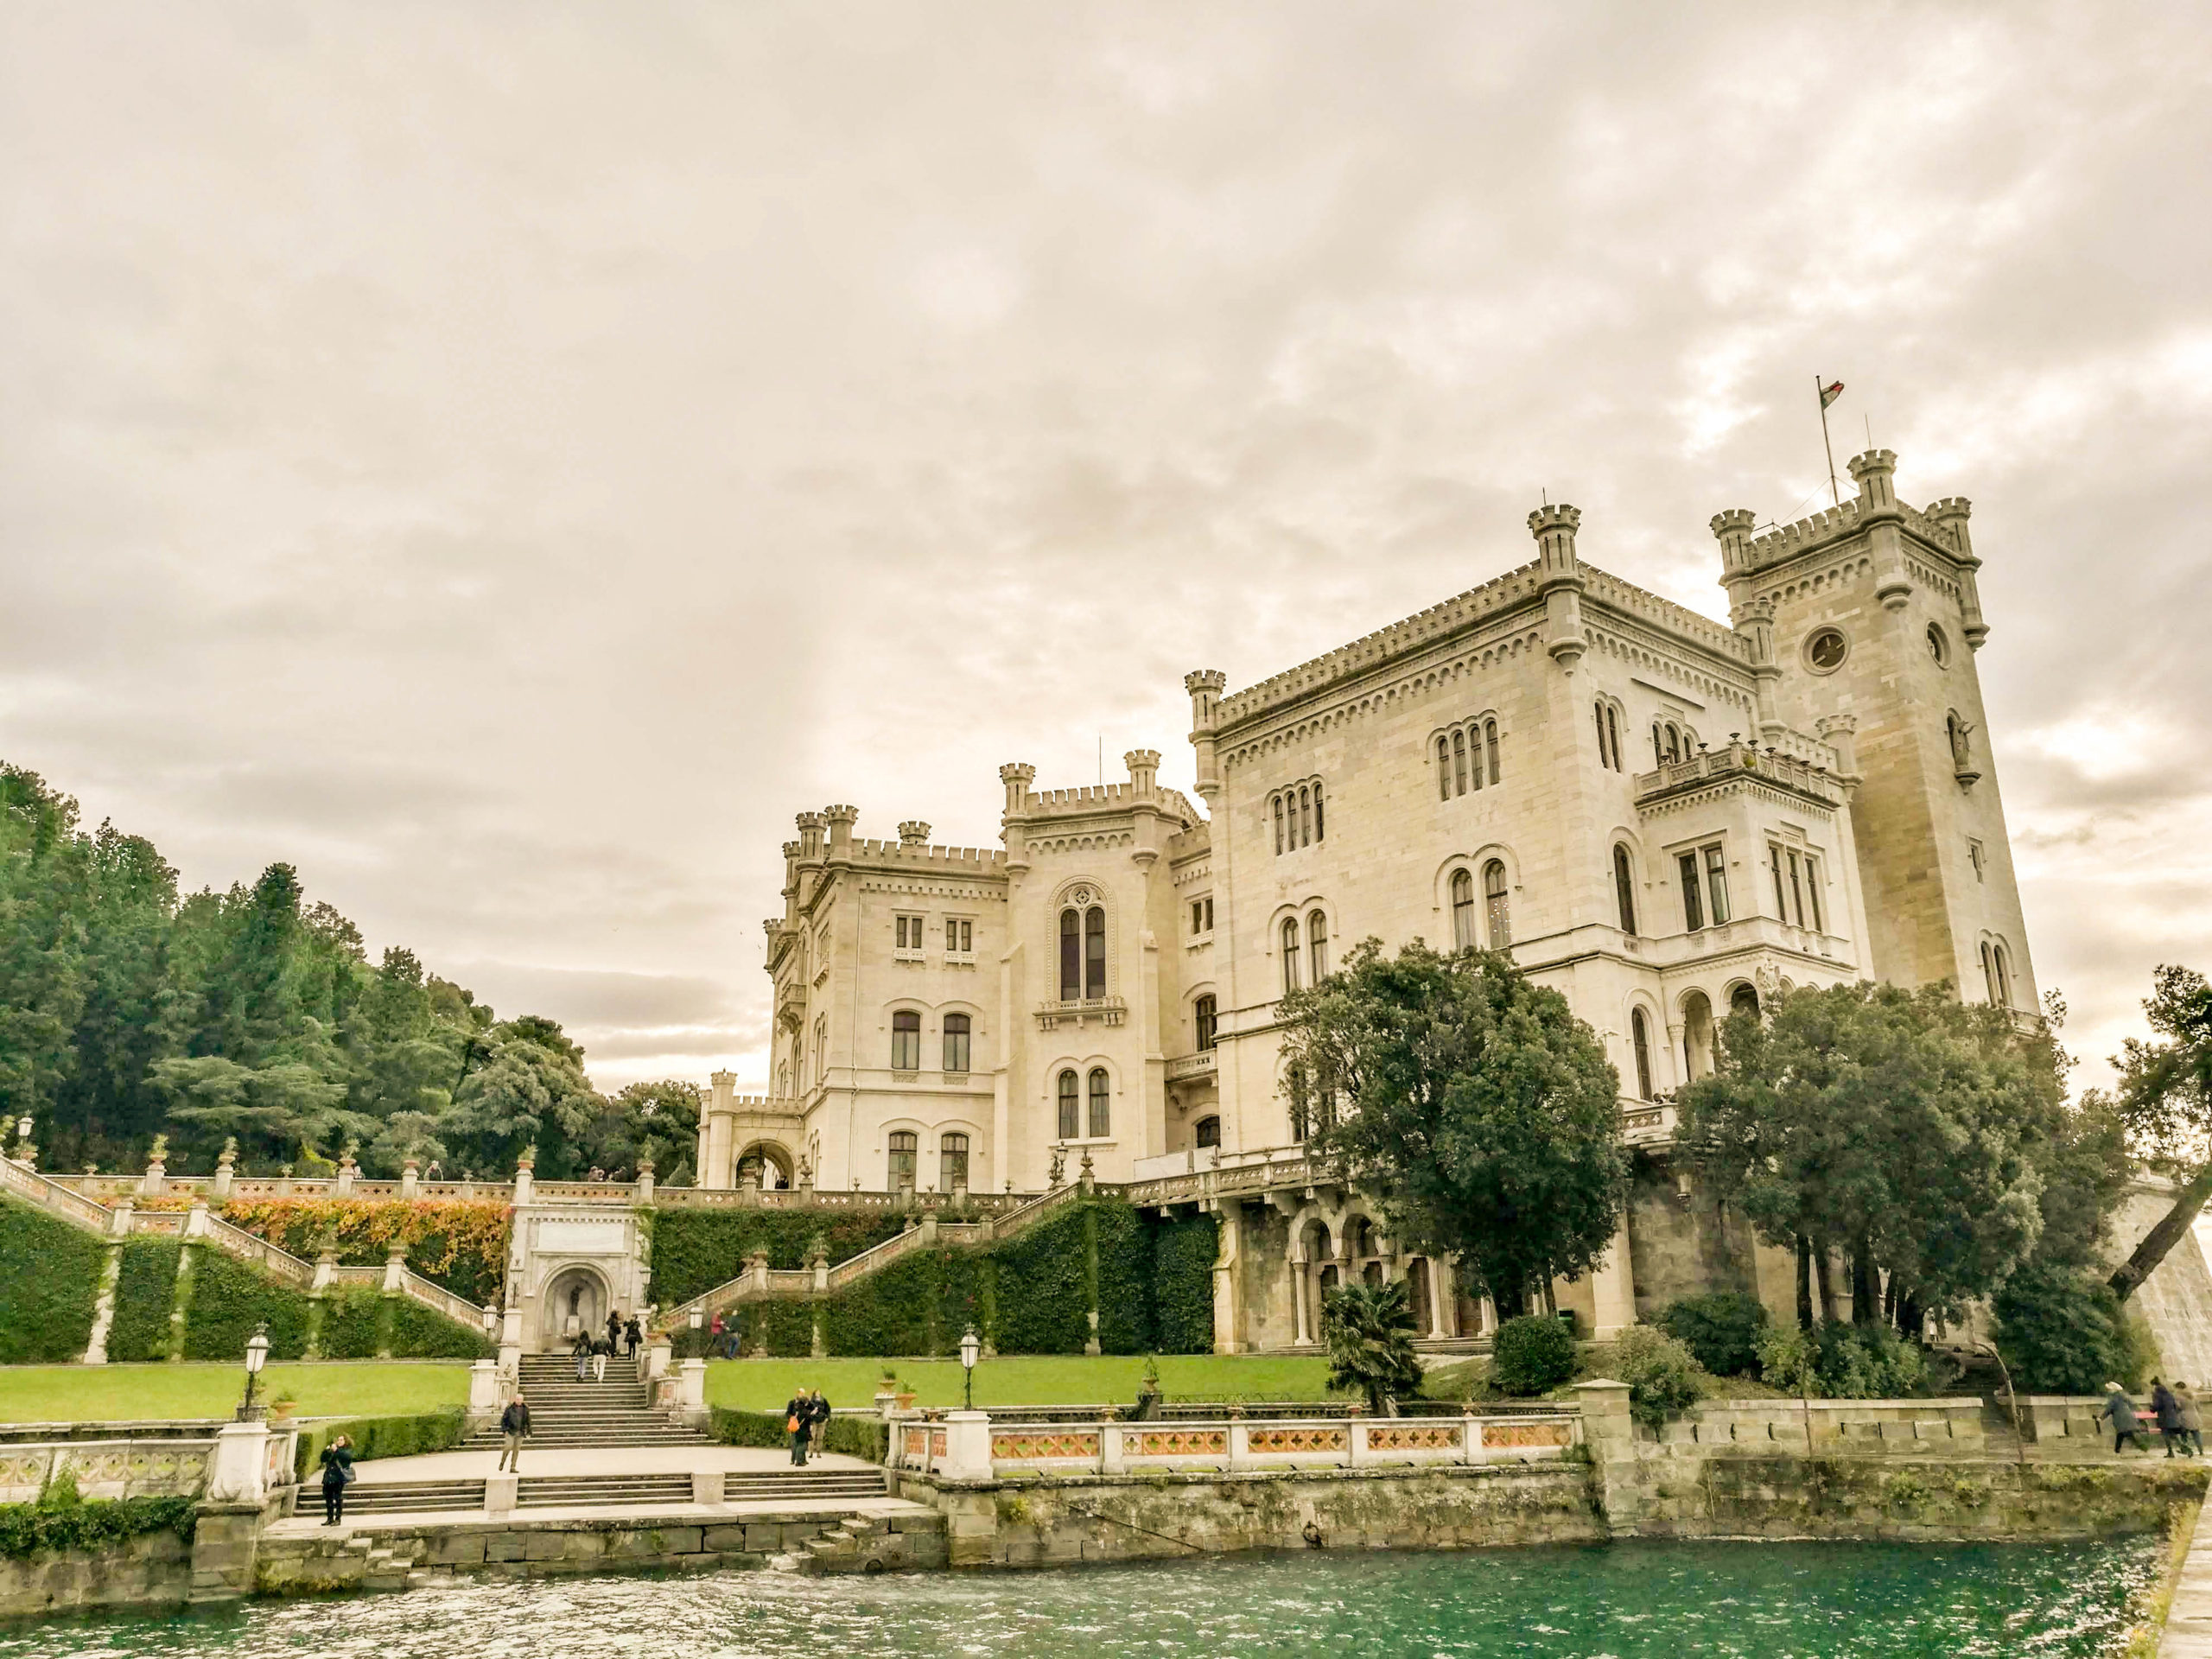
[1033,995,1127,1032]
[1634,741,1843,812]
[1166,1050,1217,1083]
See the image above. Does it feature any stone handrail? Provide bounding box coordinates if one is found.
[0,1156,121,1233]
[195,1210,316,1287]
[0,1434,224,1502]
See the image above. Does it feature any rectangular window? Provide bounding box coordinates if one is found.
[1192,900,1202,935]
[944,918,972,955]
[939,1134,969,1193]
[1787,849,1805,927]
[1084,908,1106,1000]
[1704,844,1731,925]
[1803,856,1822,932]
[895,915,927,952]
[1678,852,1705,931]
[1204,897,1214,931]
[1770,845,1789,922]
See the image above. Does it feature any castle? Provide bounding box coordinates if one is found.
[696,448,2050,1351]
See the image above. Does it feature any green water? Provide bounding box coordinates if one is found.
[1,1538,2158,1656]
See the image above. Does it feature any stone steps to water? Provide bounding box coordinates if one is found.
[518,1474,696,1508]
[335,1466,884,1516]
[798,1509,947,1574]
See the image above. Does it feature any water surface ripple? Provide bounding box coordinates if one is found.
[2,1538,2158,1658]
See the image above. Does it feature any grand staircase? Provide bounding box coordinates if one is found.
[463,1352,709,1449]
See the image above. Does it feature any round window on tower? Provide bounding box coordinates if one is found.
[1926,622,1949,668]
[1803,627,1849,674]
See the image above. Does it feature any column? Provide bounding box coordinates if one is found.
[1590,1217,1637,1341]
[1288,1251,1311,1345]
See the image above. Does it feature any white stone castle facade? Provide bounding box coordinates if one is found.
[697,448,2047,1350]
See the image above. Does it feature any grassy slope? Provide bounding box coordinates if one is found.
[0,1362,471,1423]
[702,1353,1340,1412]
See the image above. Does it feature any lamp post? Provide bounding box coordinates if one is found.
[690,1306,703,1358]
[237,1322,270,1421]
[960,1324,981,1410]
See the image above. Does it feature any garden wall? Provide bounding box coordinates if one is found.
[0,1498,198,1618]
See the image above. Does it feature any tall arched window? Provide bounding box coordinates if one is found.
[1194,994,1217,1052]
[887,1130,918,1190]
[1058,908,1080,1001]
[1084,906,1106,999]
[1653,722,1665,767]
[1057,1069,1079,1140]
[1452,728,1468,796]
[1281,916,1301,993]
[1613,845,1637,935]
[890,1009,920,1071]
[1451,868,1476,950]
[1606,705,1623,772]
[1980,941,2000,1005]
[1313,781,1325,842]
[1630,1008,1654,1101]
[1195,1116,1221,1149]
[1993,943,2012,1008]
[1087,1067,1111,1137]
[1731,983,1760,1018]
[1594,702,1608,766]
[1274,795,1285,855]
[1483,860,1510,946]
[1298,785,1313,848]
[1308,909,1329,980]
[939,1132,969,1192]
[1437,736,1452,801]
[1484,718,1501,784]
[1665,725,1681,764]
[942,1012,970,1073]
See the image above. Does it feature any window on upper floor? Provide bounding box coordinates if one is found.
[939,1132,969,1193]
[1195,1115,1220,1150]
[944,918,973,957]
[1484,860,1510,947]
[1595,702,1626,771]
[1059,908,1078,1000]
[1451,868,1477,950]
[1631,1008,1655,1101]
[1768,844,1816,930]
[887,1130,918,1191]
[1190,895,1214,937]
[1088,1067,1111,1137]
[1731,983,1762,1018]
[1274,794,1285,854]
[942,1012,970,1073]
[1969,838,1987,883]
[890,1009,921,1071]
[1281,916,1302,992]
[1705,844,1732,925]
[1308,909,1330,981]
[1058,904,1106,1000]
[1437,735,1452,801]
[1680,843,1730,931]
[1981,941,2000,1006]
[1194,994,1217,1052]
[1679,851,1704,931]
[1485,718,1502,784]
[1085,906,1105,998]
[1453,728,1469,795]
[1993,942,2013,1008]
[1613,845,1637,935]
[1057,1069,1079,1140]
[894,914,925,952]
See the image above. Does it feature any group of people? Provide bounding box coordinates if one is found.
[2103,1378,2205,1457]
[785,1387,832,1465]
[707,1311,744,1360]
[571,1310,645,1380]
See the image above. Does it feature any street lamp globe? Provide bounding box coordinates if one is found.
[959,1325,981,1409]
[237,1322,270,1421]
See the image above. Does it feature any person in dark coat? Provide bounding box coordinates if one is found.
[318,1433,354,1525]
[606,1311,624,1352]
[2105,1382,2147,1453]
[2178,1382,2205,1455]
[786,1391,812,1465]
[805,1389,832,1462]
[498,1393,531,1473]
[572,1327,593,1382]
[624,1315,642,1357]
[2153,1378,2190,1457]
[591,1332,611,1382]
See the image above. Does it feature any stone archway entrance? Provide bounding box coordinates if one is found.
[540,1263,613,1350]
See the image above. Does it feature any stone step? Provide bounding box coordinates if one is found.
[518,1476,696,1508]
[344,1481,487,1514]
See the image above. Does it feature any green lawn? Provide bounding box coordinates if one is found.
[0,1362,472,1424]
[702,1354,1343,1412]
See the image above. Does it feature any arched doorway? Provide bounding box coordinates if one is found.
[1408,1257,1434,1334]
[540,1264,613,1351]
[1681,991,1715,1081]
[734,1142,794,1189]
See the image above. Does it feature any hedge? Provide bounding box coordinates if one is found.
[105,1239,182,1363]
[1150,1213,1218,1356]
[988,1205,1096,1355]
[646,1209,909,1307]
[181,1246,313,1361]
[216,1198,510,1307]
[0,1197,103,1362]
[383,1296,495,1360]
[0,1493,196,1561]
[295,1409,471,1483]
[315,1289,388,1360]
[708,1406,887,1463]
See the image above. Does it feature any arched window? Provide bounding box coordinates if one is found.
[939,1132,969,1192]
[1084,906,1106,999]
[1299,785,1313,848]
[887,1130,918,1190]
[1195,1116,1221,1149]
[1484,718,1501,784]
[1665,725,1681,765]
[942,1012,970,1073]
[1613,845,1637,935]
[1980,941,1999,1005]
[1437,736,1452,801]
[1308,910,1329,980]
[1630,1008,1654,1101]
[1313,781,1325,842]
[1057,1070,1079,1140]
[1058,908,1080,1001]
[1451,868,1476,950]
[1594,702,1609,767]
[1281,917,1301,993]
[1287,1063,1310,1141]
[1452,728,1468,796]
[1681,991,1714,1081]
[1087,1067,1111,1137]
[1274,795,1285,855]
[890,1009,921,1071]
[1606,705,1623,772]
[1993,943,2012,1008]
[1484,860,1510,947]
[1731,983,1760,1018]
[1194,994,1217,1052]
[1653,722,1665,767]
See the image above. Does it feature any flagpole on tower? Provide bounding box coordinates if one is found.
[1815,374,1843,507]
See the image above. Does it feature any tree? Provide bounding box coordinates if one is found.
[1320,1280,1424,1414]
[2107,966,2212,1303]
[442,1018,602,1178]
[1279,939,1629,1320]
[587,1080,703,1185]
[1680,981,2066,1332]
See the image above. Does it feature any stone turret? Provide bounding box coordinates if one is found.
[795,811,823,863]
[1849,450,1912,612]
[1926,497,1987,647]
[1712,507,1758,616]
[822,804,857,863]
[1184,670,1226,804]
[1734,595,1785,742]
[999,763,1036,873]
[897,821,931,848]
[1529,503,1588,671]
[1124,749,1160,800]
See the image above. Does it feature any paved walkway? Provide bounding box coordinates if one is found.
[2163,1503,2212,1656]
[268,1493,925,1539]
[351,1445,880,1483]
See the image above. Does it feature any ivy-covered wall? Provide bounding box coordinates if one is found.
[105,1240,181,1363]
[1151,1212,1219,1355]
[0,1198,103,1362]
[645,1209,909,1306]
[216,1198,509,1307]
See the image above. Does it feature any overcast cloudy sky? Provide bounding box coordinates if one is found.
[3,2,2207,1095]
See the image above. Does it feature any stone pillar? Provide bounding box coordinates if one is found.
[1574,1378,1641,1535]
[677,1357,707,1421]
[211,1141,237,1201]
[1288,1252,1311,1346]
[512,1148,535,1208]
[467,1359,502,1421]
[381,1244,408,1294]
[183,1198,210,1240]
[109,1197,136,1238]
[398,1157,419,1200]
[939,1410,992,1481]
[334,1152,356,1197]
[141,1140,168,1198]
[1425,1259,1452,1340]
[311,1249,337,1292]
[645,1336,671,1382]
[635,1157,654,1205]
[484,1473,518,1516]
[189,1502,267,1603]
[1590,1218,1637,1340]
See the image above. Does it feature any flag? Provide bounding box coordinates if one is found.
[1819,380,1845,410]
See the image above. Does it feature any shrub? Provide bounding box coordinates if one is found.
[990,1205,1097,1355]
[1993,1263,2155,1395]
[1755,1321,1928,1399]
[103,1239,181,1363]
[1321,1280,1425,1413]
[294,1410,470,1482]
[1614,1326,1701,1430]
[1150,1213,1217,1355]
[180,1245,311,1361]
[216,1198,512,1308]
[0,1197,103,1361]
[1491,1313,1578,1395]
[709,1407,887,1463]
[1656,1292,1770,1379]
[0,1494,195,1561]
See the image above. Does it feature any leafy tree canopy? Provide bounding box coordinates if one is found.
[2107,964,2212,1301]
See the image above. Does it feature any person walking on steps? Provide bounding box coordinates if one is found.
[2180,1382,2206,1455]
[606,1309,624,1355]
[2106,1382,2147,1453]
[2153,1378,2190,1456]
[786,1389,813,1466]
[806,1388,832,1463]
[625,1314,642,1358]
[591,1331,611,1382]
[499,1393,531,1474]
[572,1327,593,1382]
[318,1433,354,1526]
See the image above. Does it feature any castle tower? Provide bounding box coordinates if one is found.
[1529,503,1588,671]
[1712,452,2035,1010]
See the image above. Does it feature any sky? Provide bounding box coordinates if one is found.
[3,2,2208,1096]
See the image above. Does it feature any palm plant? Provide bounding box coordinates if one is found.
[1321,1280,1425,1415]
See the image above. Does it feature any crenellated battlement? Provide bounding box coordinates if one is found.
[1737,492,1967,575]
[1020,782,1201,823]
[849,837,1007,869]
[1581,568,1750,659]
